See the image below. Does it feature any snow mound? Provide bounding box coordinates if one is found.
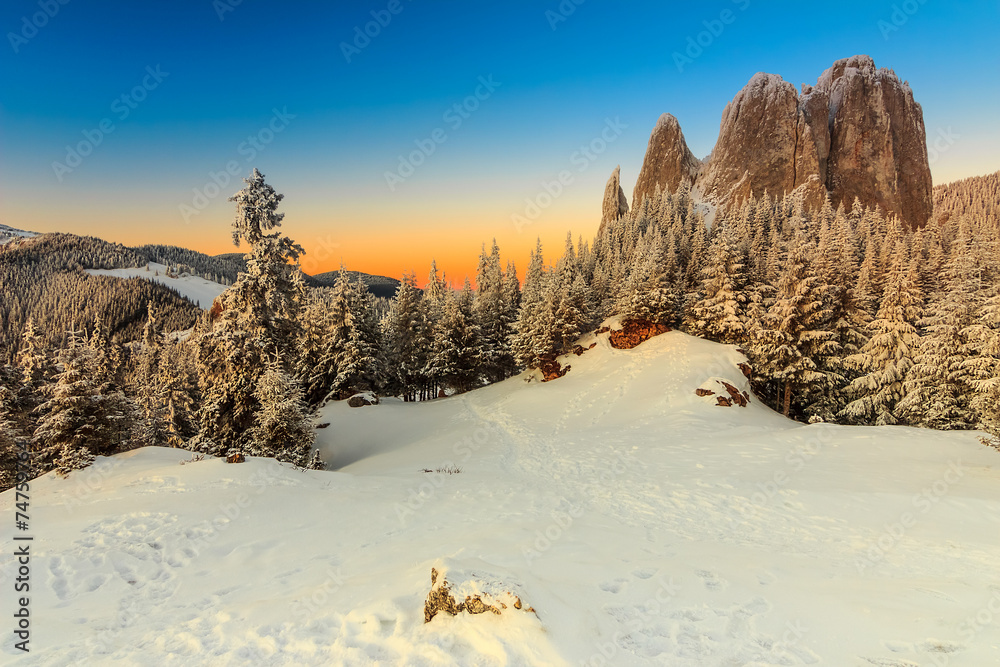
[86,262,227,309]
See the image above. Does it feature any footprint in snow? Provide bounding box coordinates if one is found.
[631,567,657,580]
[600,578,628,594]
[696,569,728,591]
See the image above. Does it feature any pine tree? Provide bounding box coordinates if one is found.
[196,169,308,452]
[133,304,169,446]
[897,221,983,429]
[248,362,321,468]
[429,287,481,393]
[335,278,384,397]
[383,272,427,401]
[687,228,746,343]
[841,243,923,425]
[750,240,837,417]
[33,330,127,475]
[474,241,515,382]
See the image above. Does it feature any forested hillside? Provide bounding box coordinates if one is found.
[0,234,198,363]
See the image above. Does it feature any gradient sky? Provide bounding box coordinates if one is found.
[2,1,998,284]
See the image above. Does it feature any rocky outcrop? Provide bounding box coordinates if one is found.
[600,166,629,234]
[632,114,701,208]
[629,55,932,228]
[608,319,671,350]
[424,567,534,623]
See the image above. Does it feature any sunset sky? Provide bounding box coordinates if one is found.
[2,0,998,284]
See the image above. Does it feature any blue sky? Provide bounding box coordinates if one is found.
[1,0,998,279]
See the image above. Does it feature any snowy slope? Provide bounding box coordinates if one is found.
[0,224,37,245]
[86,262,227,309]
[3,329,999,666]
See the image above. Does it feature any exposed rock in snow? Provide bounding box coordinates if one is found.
[424,565,535,623]
[631,55,933,228]
[608,318,671,349]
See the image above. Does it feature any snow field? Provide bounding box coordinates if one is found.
[2,329,999,665]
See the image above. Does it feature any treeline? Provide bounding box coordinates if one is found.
[3,169,998,489]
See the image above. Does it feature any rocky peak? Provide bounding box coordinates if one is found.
[600,165,629,234]
[632,113,700,208]
[624,55,933,229]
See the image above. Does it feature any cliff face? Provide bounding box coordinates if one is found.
[629,55,933,228]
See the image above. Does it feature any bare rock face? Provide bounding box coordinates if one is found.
[600,165,629,234]
[627,56,932,228]
[815,55,932,229]
[698,73,807,207]
[632,114,700,208]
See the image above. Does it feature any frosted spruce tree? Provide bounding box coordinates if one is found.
[383,272,428,401]
[33,330,129,475]
[334,278,384,397]
[841,243,923,425]
[897,221,983,429]
[248,362,321,468]
[196,168,309,454]
[750,239,837,417]
[474,241,516,382]
[687,228,746,343]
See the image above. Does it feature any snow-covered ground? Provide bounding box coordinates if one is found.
[3,329,999,665]
[85,262,227,309]
[0,224,37,245]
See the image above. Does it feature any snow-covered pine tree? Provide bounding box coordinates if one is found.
[428,286,481,393]
[296,288,336,405]
[474,241,515,383]
[33,330,127,475]
[248,361,321,469]
[897,219,983,429]
[196,169,308,453]
[133,304,169,446]
[158,341,199,446]
[0,378,22,490]
[750,239,837,417]
[334,278,384,397]
[511,239,550,369]
[311,266,354,401]
[383,272,428,401]
[619,228,677,325]
[841,242,923,425]
[687,227,746,343]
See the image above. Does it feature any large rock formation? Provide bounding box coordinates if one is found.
[632,114,700,208]
[630,55,933,228]
[599,165,629,234]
